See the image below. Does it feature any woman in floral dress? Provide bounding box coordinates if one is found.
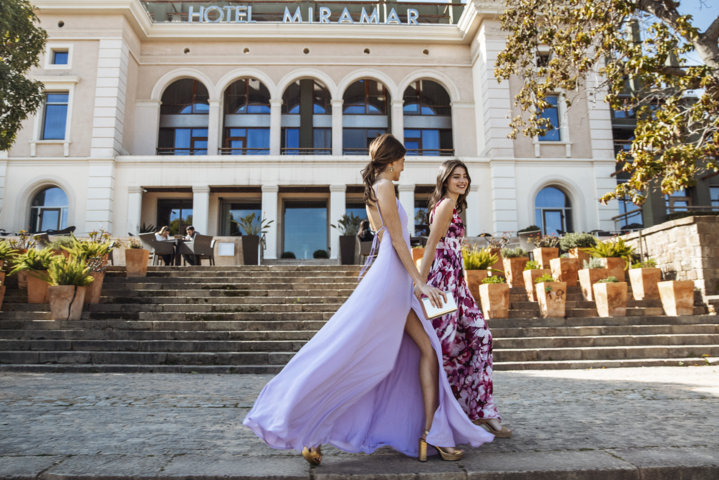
[417,160,512,438]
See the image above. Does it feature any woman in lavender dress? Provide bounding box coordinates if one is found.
[243,135,493,465]
[417,160,512,438]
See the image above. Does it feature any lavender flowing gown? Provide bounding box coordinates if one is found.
[243,197,494,457]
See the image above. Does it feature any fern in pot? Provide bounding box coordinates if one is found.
[46,255,94,321]
[10,248,57,303]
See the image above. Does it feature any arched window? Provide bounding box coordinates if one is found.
[342,79,390,155]
[535,186,573,235]
[403,80,453,156]
[281,79,331,155]
[222,78,271,155]
[158,79,209,155]
[29,186,68,233]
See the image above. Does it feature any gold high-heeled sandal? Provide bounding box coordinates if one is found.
[418,430,464,462]
[474,418,513,438]
[301,446,322,465]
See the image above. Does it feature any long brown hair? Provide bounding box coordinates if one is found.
[427,160,471,217]
[361,133,407,205]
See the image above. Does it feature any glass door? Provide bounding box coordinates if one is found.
[282,200,328,259]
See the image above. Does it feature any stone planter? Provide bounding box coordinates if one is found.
[27,271,49,303]
[593,282,628,317]
[578,268,610,301]
[569,247,591,269]
[464,270,490,300]
[533,247,558,269]
[628,268,662,301]
[535,281,567,318]
[242,235,260,265]
[84,271,105,304]
[598,257,627,281]
[48,285,86,321]
[489,248,504,278]
[502,257,528,288]
[18,270,28,290]
[0,285,5,310]
[523,269,550,301]
[478,283,510,319]
[658,280,695,316]
[125,248,150,277]
[550,257,579,287]
[339,236,356,265]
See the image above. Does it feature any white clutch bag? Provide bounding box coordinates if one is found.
[421,292,458,320]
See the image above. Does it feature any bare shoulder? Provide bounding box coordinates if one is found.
[435,197,456,216]
[374,180,395,199]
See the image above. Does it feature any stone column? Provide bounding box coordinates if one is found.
[132,101,161,155]
[332,99,343,156]
[84,160,115,234]
[207,100,221,155]
[490,160,518,233]
[329,185,346,260]
[398,184,415,236]
[192,186,210,234]
[269,99,282,156]
[391,99,404,143]
[466,184,481,236]
[127,186,143,235]
[261,185,279,259]
[90,38,129,158]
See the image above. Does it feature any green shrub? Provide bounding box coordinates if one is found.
[0,241,16,261]
[583,258,605,269]
[631,259,657,269]
[47,256,94,287]
[501,247,527,258]
[48,237,76,250]
[517,225,541,233]
[559,233,597,250]
[596,276,619,283]
[10,248,57,274]
[281,251,296,259]
[237,213,274,236]
[587,237,635,259]
[534,273,555,284]
[531,235,560,248]
[313,249,329,259]
[331,213,362,236]
[481,275,506,284]
[462,246,497,270]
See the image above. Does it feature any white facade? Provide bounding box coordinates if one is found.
[2,0,617,259]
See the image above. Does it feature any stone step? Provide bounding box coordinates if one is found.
[493,357,712,370]
[2,297,346,309]
[103,277,362,286]
[0,339,307,353]
[486,314,718,328]
[491,323,719,337]
[82,311,334,321]
[496,333,719,348]
[86,303,342,313]
[0,329,317,341]
[0,319,330,331]
[0,350,297,365]
[492,344,719,362]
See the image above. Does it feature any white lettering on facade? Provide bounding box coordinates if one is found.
[188,5,203,22]
[407,8,419,25]
[204,5,224,22]
[338,8,353,24]
[319,7,331,23]
[283,6,302,23]
[386,8,400,25]
[186,5,419,24]
[359,7,379,24]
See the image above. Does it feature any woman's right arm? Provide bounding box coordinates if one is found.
[418,199,455,280]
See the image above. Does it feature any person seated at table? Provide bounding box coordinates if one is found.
[183,226,199,265]
[357,219,374,242]
[154,226,174,266]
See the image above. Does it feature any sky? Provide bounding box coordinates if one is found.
[676,0,717,31]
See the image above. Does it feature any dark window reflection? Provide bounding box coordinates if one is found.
[160,79,209,114]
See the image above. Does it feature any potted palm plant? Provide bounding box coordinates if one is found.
[501,247,528,288]
[587,237,634,281]
[559,233,596,268]
[10,248,56,303]
[462,245,498,298]
[578,258,610,302]
[0,240,15,288]
[628,259,662,301]
[63,234,116,304]
[238,212,274,265]
[125,238,150,277]
[550,254,580,287]
[331,213,362,265]
[658,279,695,316]
[478,275,509,319]
[531,234,560,269]
[592,276,628,317]
[8,231,35,289]
[534,273,567,318]
[46,255,94,321]
[522,260,550,302]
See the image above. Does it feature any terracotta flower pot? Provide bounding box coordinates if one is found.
[412,248,425,262]
[27,271,50,303]
[598,257,627,281]
[658,280,695,316]
[125,248,150,277]
[550,257,579,287]
[628,268,662,301]
[535,281,567,318]
[0,285,5,311]
[593,282,628,317]
[478,283,510,319]
[84,271,105,304]
[533,247,558,269]
[502,257,528,288]
[578,268,610,301]
[523,268,550,301]
[464,269,490,300]
[18,270,28,290]
[569,248,591,269]
[48,285,86,321]
[489,248,504,278]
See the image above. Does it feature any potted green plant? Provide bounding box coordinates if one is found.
[462,246,498,298]
[46,255,94,321]
[331,213,362,265]
[531,234,560,269]
[628,259,662,301]
[522,260,550,302]
[478,275,509,319]
[587,237,634,281]
[501,247,528,288]
[658,279,695,316]
[7,230,35,289]
[10,248,56,303]
[48,236,75,257]
[592,276,628,317]
[534,273,567,318]
[63,234,115,304]
[0,240,16,288]
[578,257,610,302]
[313,249,329,259]
[559,233,597,267]
[550,253,580,287]
[238,212,274,265]
[125,238,150,277]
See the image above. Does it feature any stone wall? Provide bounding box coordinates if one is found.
[622,216,719,301]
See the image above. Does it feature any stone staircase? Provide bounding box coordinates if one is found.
[0,265,717,372]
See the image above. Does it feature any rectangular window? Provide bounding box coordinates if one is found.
[710,186,719,209]
[313,128,331,155]
[343,128,386,155]
[52,50,69,65]
[41,92,69,140]
[157,199,193,236]
[404,129,453,156]
[538,95,560,141]
[158,128,208,155]
[223,127,270,155]
[281,128,300,154]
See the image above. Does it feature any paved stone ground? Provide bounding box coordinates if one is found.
[1,366,718,479]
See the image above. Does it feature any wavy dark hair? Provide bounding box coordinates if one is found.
[361,133,406,205]
[427,160,471,217]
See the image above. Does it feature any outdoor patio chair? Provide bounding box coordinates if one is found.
[356,237,373,264]
[180,234,215,265]
[138,232,175,265]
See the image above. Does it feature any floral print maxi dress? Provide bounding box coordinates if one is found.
[426,198,500,421]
